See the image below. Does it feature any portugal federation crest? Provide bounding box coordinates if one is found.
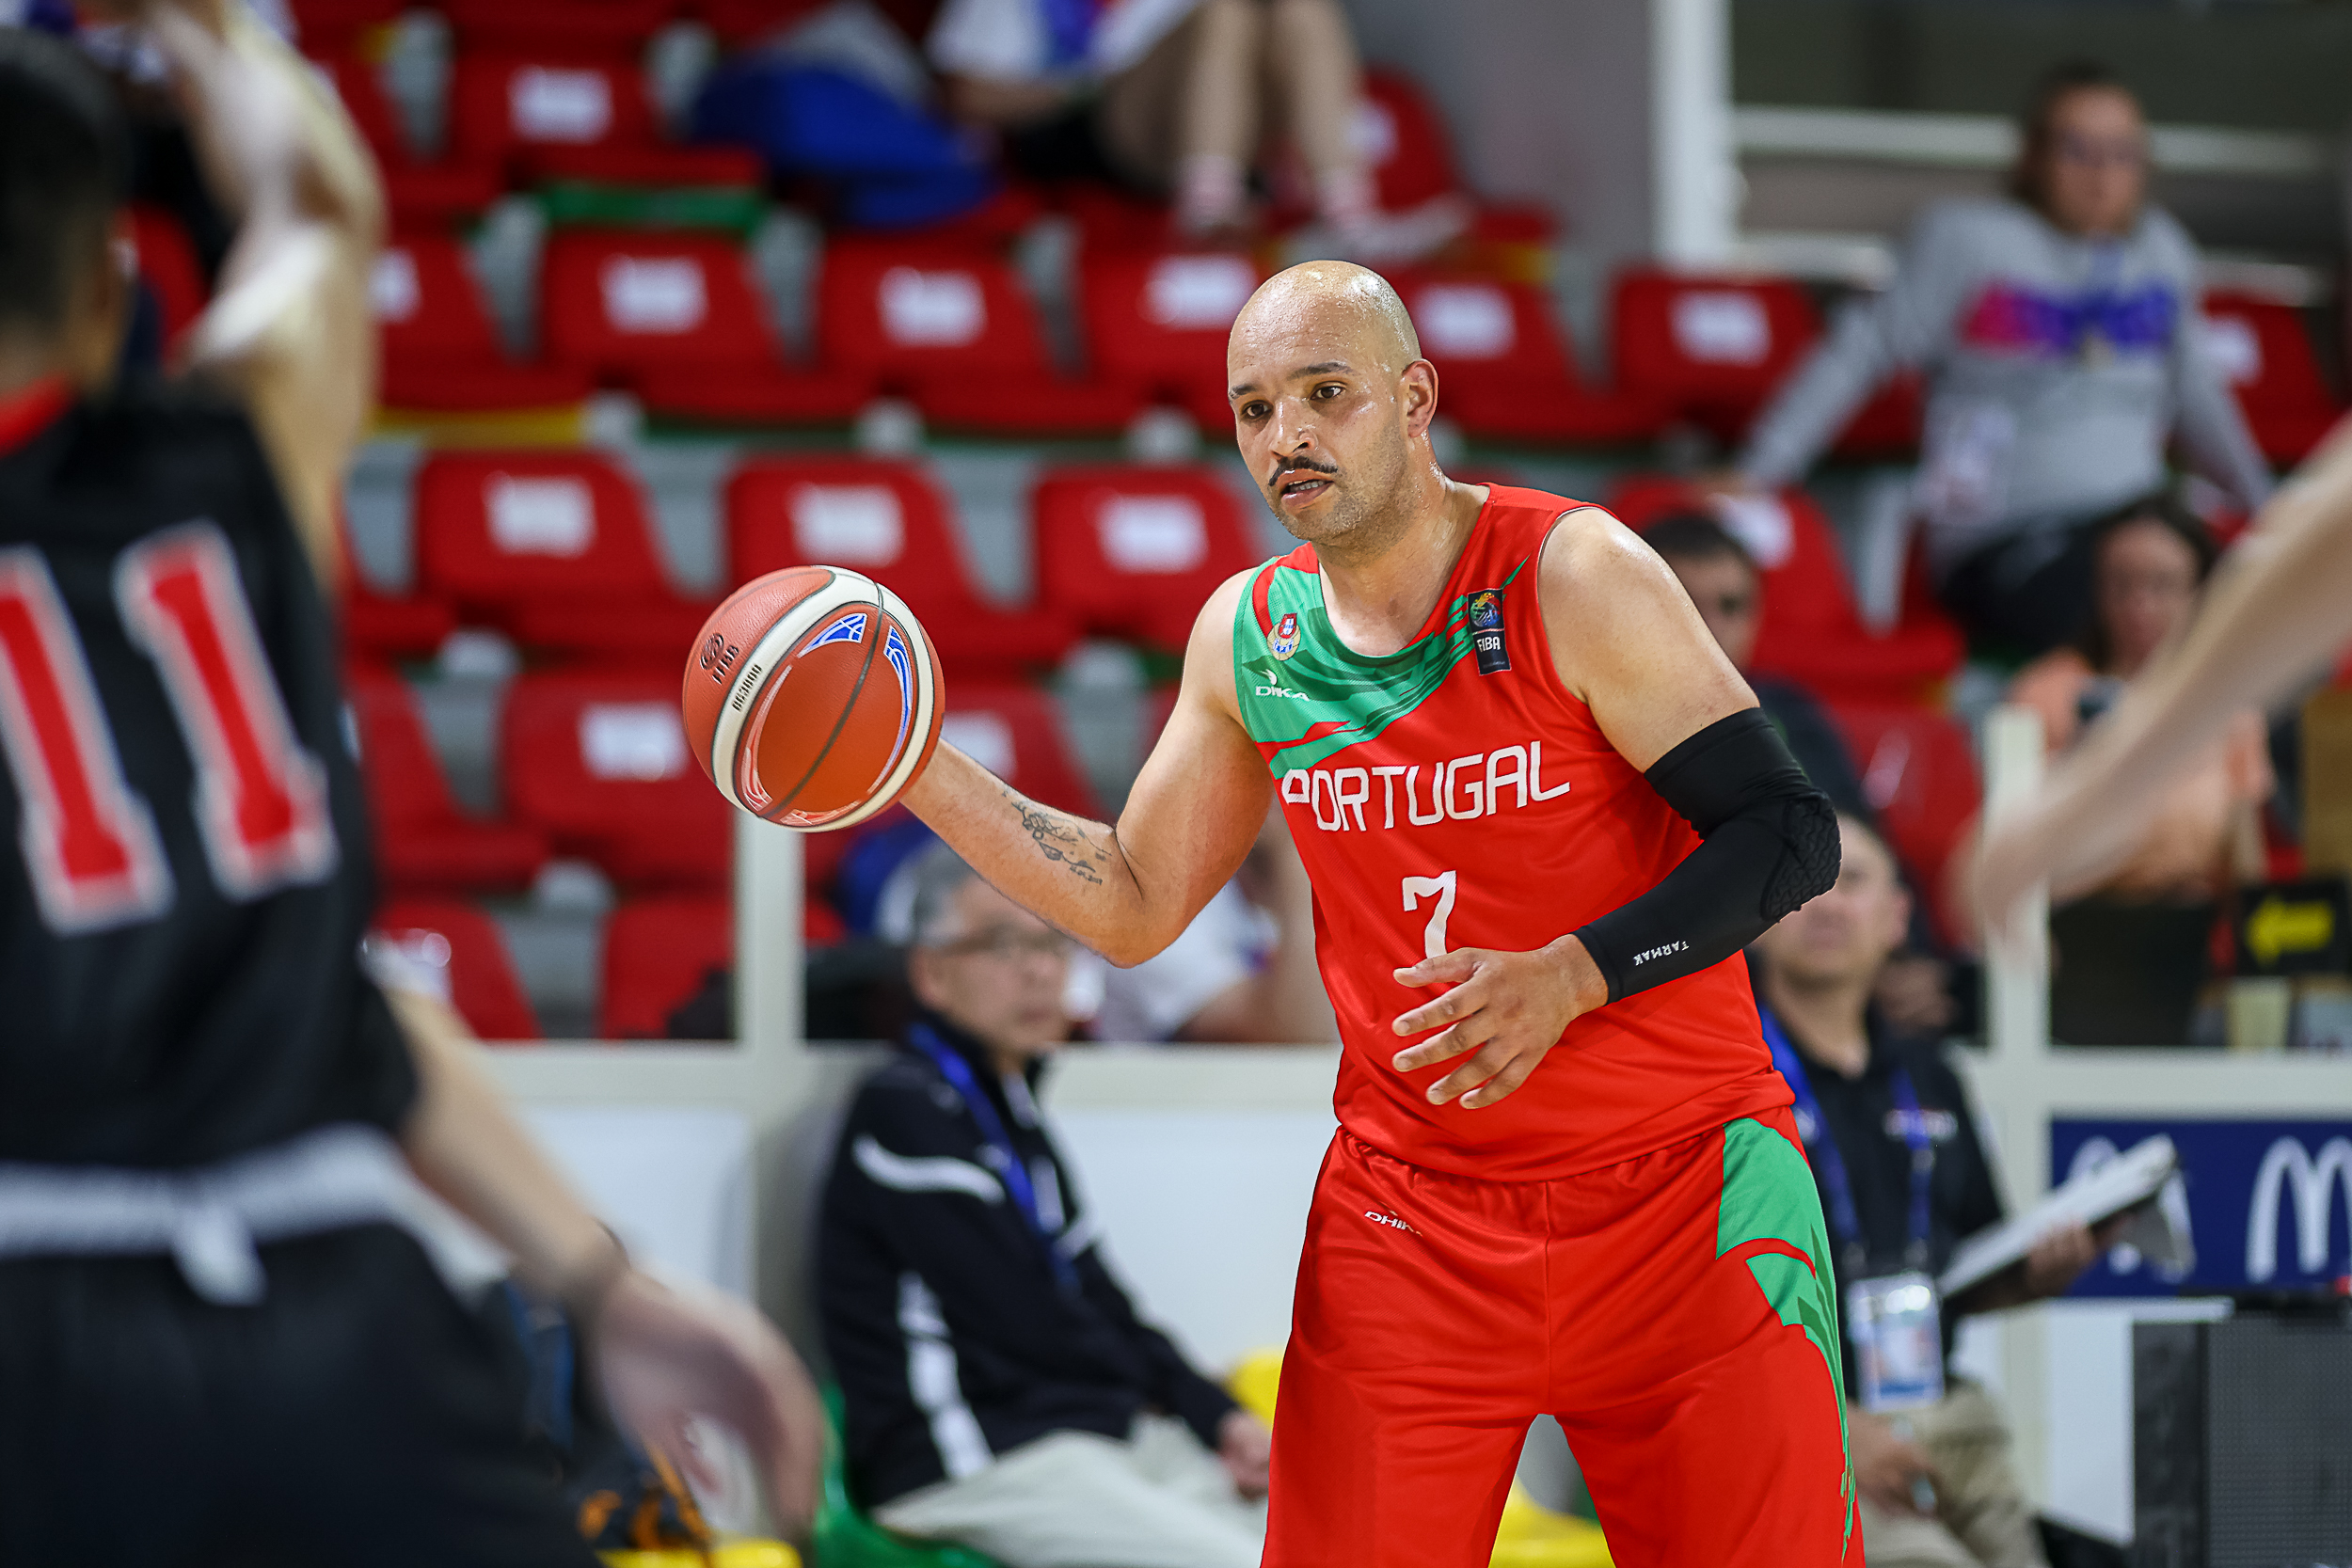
[1270,610,1301,660]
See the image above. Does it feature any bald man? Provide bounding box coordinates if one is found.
[898,263,1852,1567]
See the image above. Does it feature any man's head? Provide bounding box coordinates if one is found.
[1754,813,1909,993]
[2011,60,2148,239]
[1225,261,1440,563]
[0,29,133,390]
[2086,492,2213,676]
[903,845,1073,1066]
[1645,511,1762,671]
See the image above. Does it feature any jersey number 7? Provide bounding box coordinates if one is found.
[1402,871,1457,959]
[0,527,337,935]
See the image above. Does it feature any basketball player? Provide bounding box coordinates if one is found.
[1976,416,2352,931]
[900,261,1851,1565]
[0,10,819,1563]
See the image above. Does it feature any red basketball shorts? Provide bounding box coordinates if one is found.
[1263,1110,1858,1568]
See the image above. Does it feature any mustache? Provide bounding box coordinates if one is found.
[1267,458,1339,485]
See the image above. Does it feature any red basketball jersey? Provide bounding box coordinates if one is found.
[1232,485,1788,1180]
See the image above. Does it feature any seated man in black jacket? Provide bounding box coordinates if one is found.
[818,844,1270,1568]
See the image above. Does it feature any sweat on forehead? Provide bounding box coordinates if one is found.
[1229,261,1422,375]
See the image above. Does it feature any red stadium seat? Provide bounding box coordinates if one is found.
[817,240,1131,433]
[1612,269,1822,436]
[697,0,830,43]
[1613,478,1962,703]
[540,229,777,383]
[412,450,713,658]
[308,53,504,229]
[943,684,1104,819]
[1385,272,1667,445]
[288,0,406,53]
[1341,70,1552,245]
[371,235,592,411]
[1821,699,1980,943]
[1078,247,1263,421]
[600,894,731,1038]
[1031,465,1261,652]
[347,669,548,891]
[449,54,757,188]
[441,0,679,54]
[373,896,543,1040]
[501,669,733,885]
[125,204,208,352]
[2201,292,2344,465]
[726,456,1077,677]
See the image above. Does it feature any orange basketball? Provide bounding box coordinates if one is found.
[681,566,946,831]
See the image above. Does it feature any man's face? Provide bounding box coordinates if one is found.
[1226,297,1423,560]
[907,878,1073,1062]
[2095,516,2200,675]
[1663,551,1762,671]
[1756,816,1910,989]
[2040,87,2148,239]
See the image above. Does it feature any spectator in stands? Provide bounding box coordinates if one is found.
[1752,813,2113,1568]
[2007,492,2271,903]
[818,845,1270,1568]
[925,0,1460,256]
[1731,60,2272,659]
[1093,810,1336,1044]
[1645,511,1869,818]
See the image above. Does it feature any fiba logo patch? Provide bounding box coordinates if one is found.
[1270,611,1302,661]
[1468,590,1510,674]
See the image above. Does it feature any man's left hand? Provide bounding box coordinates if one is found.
[2021,1221,2105,1300]
[1217,1410,1272,1498]
[1390,938,1607,1108]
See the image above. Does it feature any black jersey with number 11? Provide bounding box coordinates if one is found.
[0,377,414,1167]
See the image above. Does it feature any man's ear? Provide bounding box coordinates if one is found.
[1400,359,1439,438]
[1883,883,1915,955]
[906,948,946,1013]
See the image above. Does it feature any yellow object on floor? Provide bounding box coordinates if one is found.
[1225,1349,1611,1568]
[1226,1346,1283,1426]
[600,1540,799,1568]
[1492,1483,1613,1568]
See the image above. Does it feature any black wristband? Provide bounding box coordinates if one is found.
[1574,709,1839,1002]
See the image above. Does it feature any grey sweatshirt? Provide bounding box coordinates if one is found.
[1739,198,2274,574]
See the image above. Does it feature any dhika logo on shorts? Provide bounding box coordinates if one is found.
[1281,742,1571,832]
[1270,611,1302,660]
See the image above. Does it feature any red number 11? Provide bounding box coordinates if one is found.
[0,524,336,935]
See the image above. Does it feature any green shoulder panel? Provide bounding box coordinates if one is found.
[1232,558,1522,774]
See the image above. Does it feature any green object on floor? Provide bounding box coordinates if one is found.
[815,1387,1003,1568]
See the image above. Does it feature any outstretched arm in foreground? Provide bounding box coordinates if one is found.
[388,987,824,1536]
[103,0,383,581]
[901,571,1276,967]
[1389,508,1836,1107]
[1975,418,2352,931]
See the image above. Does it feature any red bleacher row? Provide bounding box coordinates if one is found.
[356,226,2339,462]
[348,452,1985,1039]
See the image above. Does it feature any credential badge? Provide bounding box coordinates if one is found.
[1270,610,1301,661]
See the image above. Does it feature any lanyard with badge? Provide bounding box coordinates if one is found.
[1759,1008,1945,1413]
[908,1024,1081,1295]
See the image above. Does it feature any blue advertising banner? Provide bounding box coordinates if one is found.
[2051,1117,2352,1298]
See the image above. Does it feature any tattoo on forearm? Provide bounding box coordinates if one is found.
[1005,787,1106,884]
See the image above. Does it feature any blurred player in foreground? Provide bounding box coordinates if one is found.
[1975,420,2352,932]
[901,261,1851,1566]
[0,9,819,1562]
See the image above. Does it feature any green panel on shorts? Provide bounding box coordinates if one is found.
[1717,1117,1856,1546]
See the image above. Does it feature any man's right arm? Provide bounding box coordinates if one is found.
[901,571,1274,967]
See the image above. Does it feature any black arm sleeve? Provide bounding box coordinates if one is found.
[1573,708,1839,1002]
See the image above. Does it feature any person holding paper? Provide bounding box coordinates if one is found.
[1753,814,2111,1568]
